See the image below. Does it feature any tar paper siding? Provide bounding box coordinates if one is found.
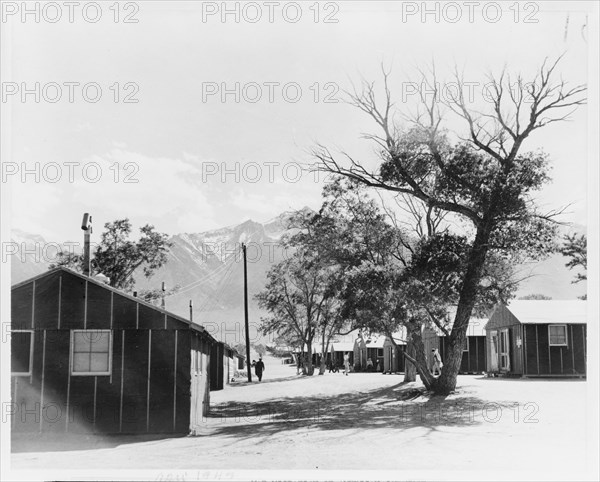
[485,304,586,377]
[10,269,210,434]
[440,336,486,373]
[210,342,225,391]
[382,338,405,373]
[522,324,587,376]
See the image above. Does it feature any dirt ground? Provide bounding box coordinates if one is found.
[9,355,597,480]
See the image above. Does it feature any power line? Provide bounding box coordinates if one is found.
[198,257,238,312]
[168,254,237,296]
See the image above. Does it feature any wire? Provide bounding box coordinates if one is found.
[198,257,238,312]
[168,254,237,296]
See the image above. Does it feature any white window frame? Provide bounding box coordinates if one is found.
[11,330,34,377]
[462,337,469,352]
[70,329,113,376]
[548,324,568,347]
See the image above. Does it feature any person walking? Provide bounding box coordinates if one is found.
[255,357,265,382]
[343,352,350,376]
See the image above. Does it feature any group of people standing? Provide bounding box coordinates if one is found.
[308,349,444,378]
[250,349,443,382]
[327,352,351,375]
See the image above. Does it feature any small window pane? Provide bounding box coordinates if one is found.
[74,332,91,352]
[90,353,109,372]
[90,332,110,352]
[73,353,91,372]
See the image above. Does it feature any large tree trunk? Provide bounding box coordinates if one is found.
[433,223,494,394]
[403,340,417,382]
[318,333,327,375]
[305,340,315,375]
[403,320,436,390]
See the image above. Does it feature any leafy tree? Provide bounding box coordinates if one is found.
[255,228,343,376]
[49,218,172,291]
[49,251,82,271]
[560,233,587,284]
[233,343,246,356]
[252,343,267,357]
[313,181,412,376]
[290,179,524,384]
[314,59,585,394]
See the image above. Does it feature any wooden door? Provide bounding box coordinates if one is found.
[490,331,499,372]
[499,329,510,372]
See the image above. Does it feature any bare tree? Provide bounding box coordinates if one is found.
[313,58,586,394]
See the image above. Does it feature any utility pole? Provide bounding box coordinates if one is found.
[242,243,252,383]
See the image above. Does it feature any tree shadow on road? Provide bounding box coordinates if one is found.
[201,378,521,441]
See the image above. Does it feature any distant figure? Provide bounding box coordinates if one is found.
[255,357,265,381]
[431,348,443,377]
[366,358,374,371]
[251,359,256,368]
[343,352,350,376]
[376,360,381,372]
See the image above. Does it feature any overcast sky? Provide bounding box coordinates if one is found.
[1,1,595,243]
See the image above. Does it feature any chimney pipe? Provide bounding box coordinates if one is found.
[189,300,193,323]
[81,213,92,276]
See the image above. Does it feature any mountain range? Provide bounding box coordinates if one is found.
[9,213,587,342]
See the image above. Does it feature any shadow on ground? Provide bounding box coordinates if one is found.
[11,432,187,453]
[202,377,524,441]
[230,373,303,387]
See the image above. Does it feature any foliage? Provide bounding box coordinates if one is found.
[255,231,344,376]
[314,59,585,393]
[252,343,267,357]
[560,233,587,284]
[233,343,246,356]
[49,218,172,291]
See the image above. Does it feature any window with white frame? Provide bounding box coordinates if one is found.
[71,330,112,375]
[548,325,568,346]
[462,337,469,352]
[11,330,34,376]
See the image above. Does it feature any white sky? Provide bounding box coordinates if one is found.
[0,1,595,243]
